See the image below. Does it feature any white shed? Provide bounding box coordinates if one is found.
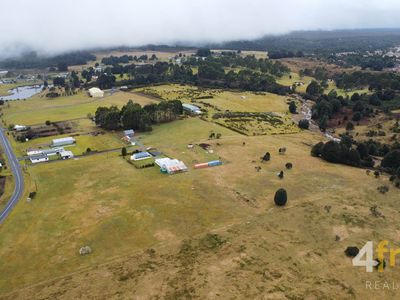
[88,87,104,98]
[52,137,76,147]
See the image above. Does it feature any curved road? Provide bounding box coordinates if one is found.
[0,128,24,224]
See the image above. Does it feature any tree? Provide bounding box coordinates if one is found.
[298,119,310,130]
[289,101,297,114]
[346,122,354,131]
[306,80,323,97]
[57,62,68,71]
[352,112,362,122]
[121,147,127,156]
[319,115,328,131]
[311,142,324,157]
[274,188,288,206]
[382,150,400,171]
[196,48,212,57]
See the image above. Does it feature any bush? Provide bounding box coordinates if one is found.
[285,162,293,169]
[29,191,37,199]
[274,188,287,206]
[121,147,127,156]
[45,120,51,126]
[298,119,310,130]
[289,101,297,114]
[344,246,359,257]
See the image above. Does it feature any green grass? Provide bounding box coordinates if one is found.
[1,91,156,125]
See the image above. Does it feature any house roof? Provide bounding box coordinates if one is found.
[132,152,152,159]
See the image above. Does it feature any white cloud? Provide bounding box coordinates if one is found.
[1,0,400,58]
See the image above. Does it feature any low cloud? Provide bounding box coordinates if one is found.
[1,0,400,58]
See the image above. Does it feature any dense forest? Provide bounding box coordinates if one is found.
[0,51,96,69]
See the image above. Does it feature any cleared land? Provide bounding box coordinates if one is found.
[136,84,299,135]
[1,90,156,125]
[0,126,399,298]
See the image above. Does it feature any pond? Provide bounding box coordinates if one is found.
[0,85,44,101]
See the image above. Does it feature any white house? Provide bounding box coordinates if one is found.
[88,87,104,98]
[30,154,49,164]
[131,152,152,161]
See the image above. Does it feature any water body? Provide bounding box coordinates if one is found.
[0,85,44,101]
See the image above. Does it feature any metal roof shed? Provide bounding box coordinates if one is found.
[52,137,76,147]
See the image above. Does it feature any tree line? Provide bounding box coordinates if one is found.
[95,100,183,131]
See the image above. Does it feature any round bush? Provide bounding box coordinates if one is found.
[344,246,359,257]
[285,162,293,169]
[274,188,287,206]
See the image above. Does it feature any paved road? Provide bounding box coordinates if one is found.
[0,128,24,224]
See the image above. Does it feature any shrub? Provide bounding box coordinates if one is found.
[377,185,389,194]
[285,162,293,169]
[121,147,127,156]
[289,101,297,114]
[45,120,51,126]
[29,191,37,199]
[344,246,359,257]
[86,148,92,153]
[374,170,380,178]
[298,119,310,130]
[274,188,287,206]
[262,152,271,161]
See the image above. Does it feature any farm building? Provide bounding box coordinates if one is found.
[27,147,64,157]
[52,137,76,147]
[155,158,188,174]
[183,104,202,115]
[14,125,28,132]
[30,154,49,164]
[88,87,104,98]
[123,129,135,137]
[60,150,74,160]
[131,152,152,161]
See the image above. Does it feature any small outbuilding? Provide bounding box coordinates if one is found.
[52,137,76,147]
[183,103,202,115]
[60,150,74,160]
[88,87,104,98]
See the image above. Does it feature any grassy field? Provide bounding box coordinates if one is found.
[1,123,399,298]
[1,91,156,125]
[136,84,298,135]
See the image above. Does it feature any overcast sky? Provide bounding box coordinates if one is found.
[1,0,400,58]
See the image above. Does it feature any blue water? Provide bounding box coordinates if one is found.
[0,85,44,101]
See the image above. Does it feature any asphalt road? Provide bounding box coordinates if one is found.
[0,128,24,224]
